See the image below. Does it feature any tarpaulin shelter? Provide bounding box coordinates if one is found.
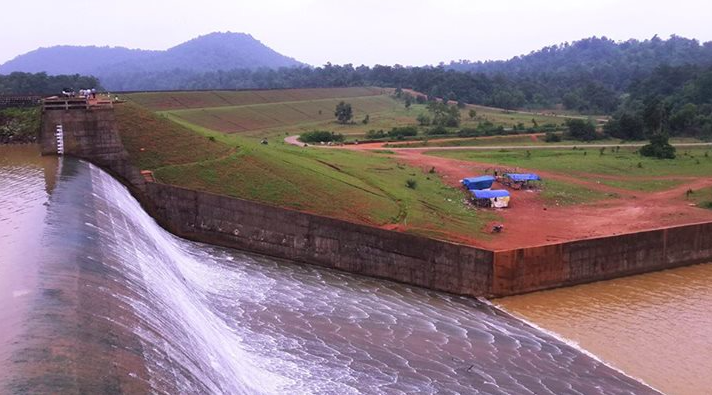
[461,175,495,190]
[504,173,541,182]
[471,189,510,208]
[502,173,542,189]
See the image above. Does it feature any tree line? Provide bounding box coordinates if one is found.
[0,72,102,95]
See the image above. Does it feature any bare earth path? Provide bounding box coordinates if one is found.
[285,135,712,249]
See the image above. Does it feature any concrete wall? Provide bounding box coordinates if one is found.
[143,182,495,297]
[143,182,712,298]
[492,222,712,296]
[40,108,145,189]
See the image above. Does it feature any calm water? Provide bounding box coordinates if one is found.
[497,263,712,395]
[0,145,655,394]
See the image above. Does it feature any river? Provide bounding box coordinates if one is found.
[0,145,659,394]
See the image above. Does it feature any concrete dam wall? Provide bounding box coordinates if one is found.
[143,182,712,297]
[143,182,495,297]
[40,104,145,189]
[40,105,712,297]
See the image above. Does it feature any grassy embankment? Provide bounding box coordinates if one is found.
[116,101,496,243]
[124,88,565,142]
[429,147,712,195]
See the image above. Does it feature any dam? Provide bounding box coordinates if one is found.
[0,146,659,393]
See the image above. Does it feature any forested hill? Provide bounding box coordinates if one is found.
[447,36,712,112]
[0,32,302,79]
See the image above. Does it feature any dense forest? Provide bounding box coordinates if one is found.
[0,72,101,95]
[605,64,712,140]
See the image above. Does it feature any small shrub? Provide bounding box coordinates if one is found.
[640,133,676,159]
[417,113,431,126]
[208,136,216,142]
[299,130,345,143]
[544,132,561,142]
[388,126,418,140]
[366,129,386,139]
[406,179,418,189]
[426,125,448,135]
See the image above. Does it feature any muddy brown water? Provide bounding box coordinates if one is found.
[497,263,712,395]
[0,145,660,394]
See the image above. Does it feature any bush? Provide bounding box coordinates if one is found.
[299,130,345,143]
[544,132,561,142]
[640,132,676,159]
[565,119,601,141]
[405,178,418,189]
[0,108,40,143]
[416,113,431,126]
[458,121,506,137]
[425,125,448,135]
[365,129,386,139]
[388,126,418,140]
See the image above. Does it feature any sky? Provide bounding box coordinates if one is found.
[3,0,711,66]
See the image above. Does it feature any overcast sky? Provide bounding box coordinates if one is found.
[3,0,711,66]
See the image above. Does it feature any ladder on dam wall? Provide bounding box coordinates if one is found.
[55,124,64,155]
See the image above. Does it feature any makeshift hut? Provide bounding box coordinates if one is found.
[461,175,495,190]
[471,189,510,208]
[502,173,541,189]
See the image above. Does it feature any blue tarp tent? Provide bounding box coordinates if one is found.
[504,173,541,182]
[461,175,495,190]
[471,189,510,208]
[471,189,510,199]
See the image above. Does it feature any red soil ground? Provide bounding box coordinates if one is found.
[389,149,712,250]
[288,136,712,250]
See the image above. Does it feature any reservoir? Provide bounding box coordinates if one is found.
[0,145,657,394]
[497,263,712,395]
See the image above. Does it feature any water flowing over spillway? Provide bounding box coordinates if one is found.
[0,150,656,394]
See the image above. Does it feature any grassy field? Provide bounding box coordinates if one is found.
[161,95,400,137]
[125,87,568,141]
[385,135,707,149]
[430,147,712,177]
[688,186,712,209]
[115,102,497,242]
[540,179,612,205]
[123,87,388,111]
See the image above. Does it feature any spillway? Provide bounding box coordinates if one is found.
[0,148,656,394]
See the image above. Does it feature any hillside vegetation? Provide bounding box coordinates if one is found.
[114,102,232,169]
[125,87,565,140]
[115,95,496,243]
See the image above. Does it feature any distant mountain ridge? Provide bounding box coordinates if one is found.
[0,32,303,87]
